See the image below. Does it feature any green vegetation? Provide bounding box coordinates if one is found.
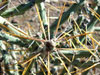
[0,0,100,75]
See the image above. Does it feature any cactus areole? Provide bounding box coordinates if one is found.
[44,40,56,52]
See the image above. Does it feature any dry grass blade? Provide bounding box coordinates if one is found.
[75,38,98,58]
[37,61,46,75]
[71,40,76,48]
[60,32,94,41]
[50,54,55,61]
[0,16,28,36]
[88,35,100,46]
[18,40,38,66]
[83,30,100,46]
[89,7,100,18]
[26,22,33,37]
[0,23,10,31]
[57,29,72,40]
[48,52,50,75]
[70,66,80,74]
[72,18,82,34]
[39,57,51,75]
[55,2,66,37]
[66,40,72,48]
[0,0,8,9]
[91,37,95,49]
[18,48,30,66]
[55,50,71,75]
[58,32,94,41]
[9,24,28,36]
[57,48,95,51]
[89,7,100,21]
[58,56,71,75]
[59,52,71,63]
[8,49,26,51]
[5,69,22,72]
[22,60,33,75]
[5,32,46,42]
[75,63,99,75]
[21,53,40,66]
[55,1,76,4]
[35,4,47,40]
[46,3,60,11]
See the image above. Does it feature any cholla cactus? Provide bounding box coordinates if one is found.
[0,0,100,75]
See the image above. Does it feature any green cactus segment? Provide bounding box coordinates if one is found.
[35,0,45,4]
[53,50,91,58]
[53,50,100,68]
[0,0,44,17]
[0,16,27,36]
[0,0,99,74]
[0,16,32,45]
[0,32,28,47]
[87,6,100,31]
[71,60,100,69]
[0,41,19,75]
[80,6,100,42]
[94,27,100,31]
[50,0,85,35]
[38,2,48,26]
